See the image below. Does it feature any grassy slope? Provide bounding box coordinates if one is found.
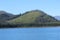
[8,10,58,24]
[8,11,41,23]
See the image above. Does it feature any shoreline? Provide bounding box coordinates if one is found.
[0,26,60,29]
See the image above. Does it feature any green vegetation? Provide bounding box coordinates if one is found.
[8,10,41,23]
[8,10,57,24]
[0,10,60,28]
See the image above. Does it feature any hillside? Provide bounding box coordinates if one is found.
[8,10,58,24]
[0,11,15,22]
[55,16,60,20]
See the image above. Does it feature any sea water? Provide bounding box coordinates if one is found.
[0,27,60,40]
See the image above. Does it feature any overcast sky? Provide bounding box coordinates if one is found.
[0,0,60,16]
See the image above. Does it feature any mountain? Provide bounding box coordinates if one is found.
[0,11,15,22]
[8,10,58,24]
[55,16,60,20]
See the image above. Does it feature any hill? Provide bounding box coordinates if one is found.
[55,16,60,20]
[0,10,60,27]
[0,11,15,22]
[8,10,58,24]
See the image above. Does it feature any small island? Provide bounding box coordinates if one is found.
[0,10,60,28]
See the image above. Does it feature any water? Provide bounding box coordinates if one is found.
[0,27,60,40]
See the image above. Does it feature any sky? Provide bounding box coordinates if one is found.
[0,0,60,16]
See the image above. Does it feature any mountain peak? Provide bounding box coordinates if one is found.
[0,11,15,21]
[0,11,7,14]
[24,10,47,16]
[27,10,44,12]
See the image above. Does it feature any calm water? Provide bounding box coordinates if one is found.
[0,27,60,40]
